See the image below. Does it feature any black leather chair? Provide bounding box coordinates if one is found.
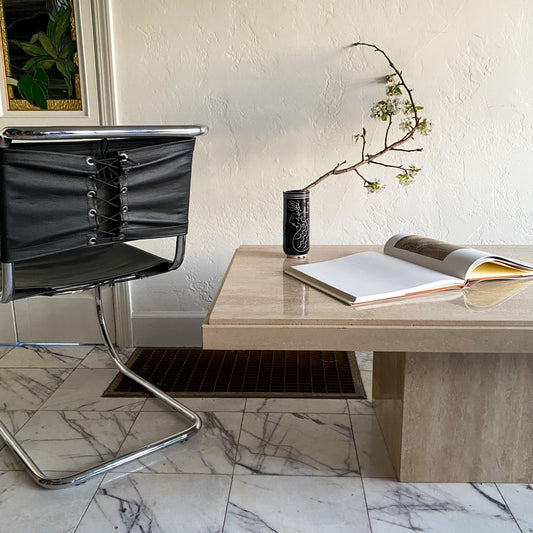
[0,126,206,488]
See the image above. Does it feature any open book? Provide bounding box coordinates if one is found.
[284,234,533,305]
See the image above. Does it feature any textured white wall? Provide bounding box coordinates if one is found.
[109,0,533,316]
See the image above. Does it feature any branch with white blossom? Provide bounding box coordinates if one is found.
[301,42,432,193]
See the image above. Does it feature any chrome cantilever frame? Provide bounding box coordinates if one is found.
[0,124,207,487]
[169,234,187,271]
[1,263,14,304]
[0,282,202,489]
[0,125,208,147]
[0,235,200,488]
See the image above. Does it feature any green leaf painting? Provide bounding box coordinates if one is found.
[1,0,81,110]
[17,67,48,109]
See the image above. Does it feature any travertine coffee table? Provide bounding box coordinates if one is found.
[202,245,533,482]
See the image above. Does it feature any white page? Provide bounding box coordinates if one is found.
[289,251,462,301]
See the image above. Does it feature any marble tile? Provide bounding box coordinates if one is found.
[79,345,134,369]
[40,368,144,411]
[143,396,246,412]
[0,346,13,358]
[0,411,34,470]
[356,351,373,372]
[0,448,24,471]
[235,412,359,476]
[75,472,231,533]
[245,397,349,414]
[361,369,372,397]
[0,470,100,533]
[0,447,25,471]
[364,478,521,533]
[225,475,371,533]
[0,368,72,410]
[114,411,242,474]
[497,484,533,533]
[0,344,92,368]
[15,410,137,472]
[351,414,395,478]
[0,410,34,434]
[348,399,374,415]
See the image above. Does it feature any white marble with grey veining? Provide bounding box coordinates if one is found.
[0,344,92,368]
[497,484,533,533]
[0,346,13,358]
[364,478,521,533]
[225,475,371,533]
[14,410,137,472]
[0,410,34,435]
[235,412,359,476]
[351,414,395,478]
[0,470,100,533]
[0,445,24,471]
[114,411,242,474]
[143,396,246,412]
[0,343,530,533]
[75,472,231,533]
[0,411,33,470]
[347,399,374,415]
[79,345,134,369]
[360,369,372,398]
[0,368,72,410]
[40,368,144,411]
[245,397,349,414]
[356,351,373,372]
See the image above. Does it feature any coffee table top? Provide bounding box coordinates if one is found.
[202,245,533,353]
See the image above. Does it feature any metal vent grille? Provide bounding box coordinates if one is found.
[104,348,366,399]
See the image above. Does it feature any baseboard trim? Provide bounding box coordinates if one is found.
[132,312,206,347]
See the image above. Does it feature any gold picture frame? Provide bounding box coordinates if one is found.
[0,0,82,111]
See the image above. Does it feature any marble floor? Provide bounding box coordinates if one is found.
[0,345,531,533]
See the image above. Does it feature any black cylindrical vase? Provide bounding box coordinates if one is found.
[283,189,310,258]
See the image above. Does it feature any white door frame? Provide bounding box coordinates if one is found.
[0,0,133,346]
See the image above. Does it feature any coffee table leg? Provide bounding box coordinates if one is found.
[373,351,533,482]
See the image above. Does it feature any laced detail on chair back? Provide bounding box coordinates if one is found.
[1,135,195,262]
[86,147,135,245]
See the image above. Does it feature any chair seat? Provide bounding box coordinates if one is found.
[2,243,170,300]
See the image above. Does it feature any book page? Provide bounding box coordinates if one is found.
[384,235,495,280]
[286,251,462,303]
[468,261,533,280]
[385,235,533,280]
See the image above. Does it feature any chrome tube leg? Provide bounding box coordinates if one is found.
[0,286,202,489]
[1,263,15,303]
[94,285,202,427]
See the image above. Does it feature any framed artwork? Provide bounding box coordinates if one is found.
[0,0,82,111]
[0,0,115,125]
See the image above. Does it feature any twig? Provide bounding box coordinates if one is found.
[301,42,428,192]
[353,167,373,186]
[355,41,420,125]
[369,160,405,170]
[384,115,392,148]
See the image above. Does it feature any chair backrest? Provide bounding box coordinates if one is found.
[0,136,196,263]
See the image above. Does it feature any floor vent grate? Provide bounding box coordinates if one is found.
[104,348,366,399]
